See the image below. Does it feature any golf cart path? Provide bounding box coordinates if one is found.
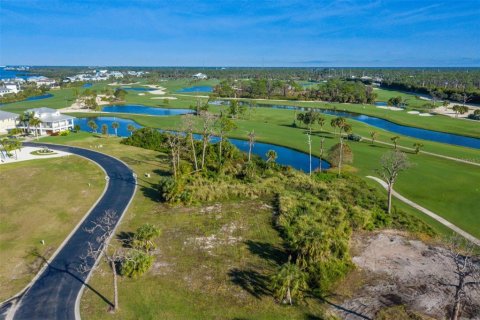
[367,176,480,246]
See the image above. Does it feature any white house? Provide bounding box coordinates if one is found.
[4,83,20,94]
[193,73,207,80]
[17,107,75,135]
[0,86,12,96]
[27,76,56,87]
[0,110,18,133]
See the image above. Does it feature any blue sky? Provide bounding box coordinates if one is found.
[1,0,479,67]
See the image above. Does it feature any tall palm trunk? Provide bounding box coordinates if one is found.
[248,141,253,162]
[219,135,223,164]
[338,129,343,174]
[319,137,324,173]
[190,133,198,171]
[387,184,393,214]
[111,260,118,312]
[201,137,208,169]
[307,128,312,175]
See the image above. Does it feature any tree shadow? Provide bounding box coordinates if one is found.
[31,250,114,308]
[244,240,288,266]
[116,231,135,248]
[319,297,372,320]
[228,268,271,299]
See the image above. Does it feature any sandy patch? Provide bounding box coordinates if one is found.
[1,146,70,165]
[151,96,178,100]
[61,94,111,112]
[419,113,433,117]
[138,93,145,96]
[407,111,420,114]
[376,106,403,111]
[108,81,139,86]
[433,104,478,119]
[334,232,480,319]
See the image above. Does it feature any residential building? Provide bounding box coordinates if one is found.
[193,73,207,80]
[17,107,75,135]
[0,86,12,96]
[0,110,18,133]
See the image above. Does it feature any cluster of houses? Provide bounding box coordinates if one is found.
[63,69,149,83]
[0,76,58,97]
[0,108,74,135]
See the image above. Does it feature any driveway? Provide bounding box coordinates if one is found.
[5,142,136,320]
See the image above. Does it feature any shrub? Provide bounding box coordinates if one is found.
[59,130,69,136]
[346,133,362,142]
[120,251,154,278]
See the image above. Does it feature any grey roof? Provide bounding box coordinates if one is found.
[26,107,58,114]
[39,114,75,122]
[0,110,18,121]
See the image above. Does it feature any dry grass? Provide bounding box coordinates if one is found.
[0,156,104,301]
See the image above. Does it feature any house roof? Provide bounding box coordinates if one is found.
[25,107,75,122]
[27,107,57,114]
[0,110,18,121]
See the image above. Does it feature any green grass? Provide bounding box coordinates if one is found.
[36,136,327,319]
[0,156,104,301]
[54,106,480,239]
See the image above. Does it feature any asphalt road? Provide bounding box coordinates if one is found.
[11,142,136,320]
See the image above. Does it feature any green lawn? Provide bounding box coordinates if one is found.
[0,156,104,301]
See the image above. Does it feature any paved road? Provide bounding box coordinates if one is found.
[7,142,136,320]
[367,176,480,246]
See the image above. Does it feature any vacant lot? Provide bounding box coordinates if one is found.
[0,156,104,301]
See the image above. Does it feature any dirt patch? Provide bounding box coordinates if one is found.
[333,231,480,319]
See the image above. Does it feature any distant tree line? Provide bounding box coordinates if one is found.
[214,79,376,103]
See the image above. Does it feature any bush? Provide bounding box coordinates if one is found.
[120,251,154,278]
[59,130,70,136]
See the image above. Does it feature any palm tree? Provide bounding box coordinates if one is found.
[247,130,255,162]
[217,115,236,165]
[127,124,136,136]
[101,124,108,136]
[370,131,378,144]
[413,142,424,154]
[87,120,98,133]
[331,117,352,174]
[270,260,308,305]
[266,149,277,163]
[29,117,42,140]
[316,116,326,173]
[111,121,119,136]
[391,136,400,149]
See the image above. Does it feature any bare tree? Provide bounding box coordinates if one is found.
[165,132,183,179]
[444,236,480,320]
[377,150,411,214]
[78,210,124,312]
[181,114,199,171]
[199,111,215,169]
[247,130,256,162]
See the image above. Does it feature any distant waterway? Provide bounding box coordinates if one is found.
[75,116,330,171]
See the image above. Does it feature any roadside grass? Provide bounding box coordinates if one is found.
[0,156,104,301]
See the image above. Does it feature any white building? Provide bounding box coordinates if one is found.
[17,108,75,135]
[193,73,207,80]
[0,110,18,133]
[4,83,21,94]
[0,86,12,96]
[27,76,56,87]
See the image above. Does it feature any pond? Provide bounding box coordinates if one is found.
[82,83,93,88]
[375,102,388,107]
[102,104,194,116]
[176,86,213,93]
[75,116,330,172]
[208,100,480,149]
[26,93,54,101]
